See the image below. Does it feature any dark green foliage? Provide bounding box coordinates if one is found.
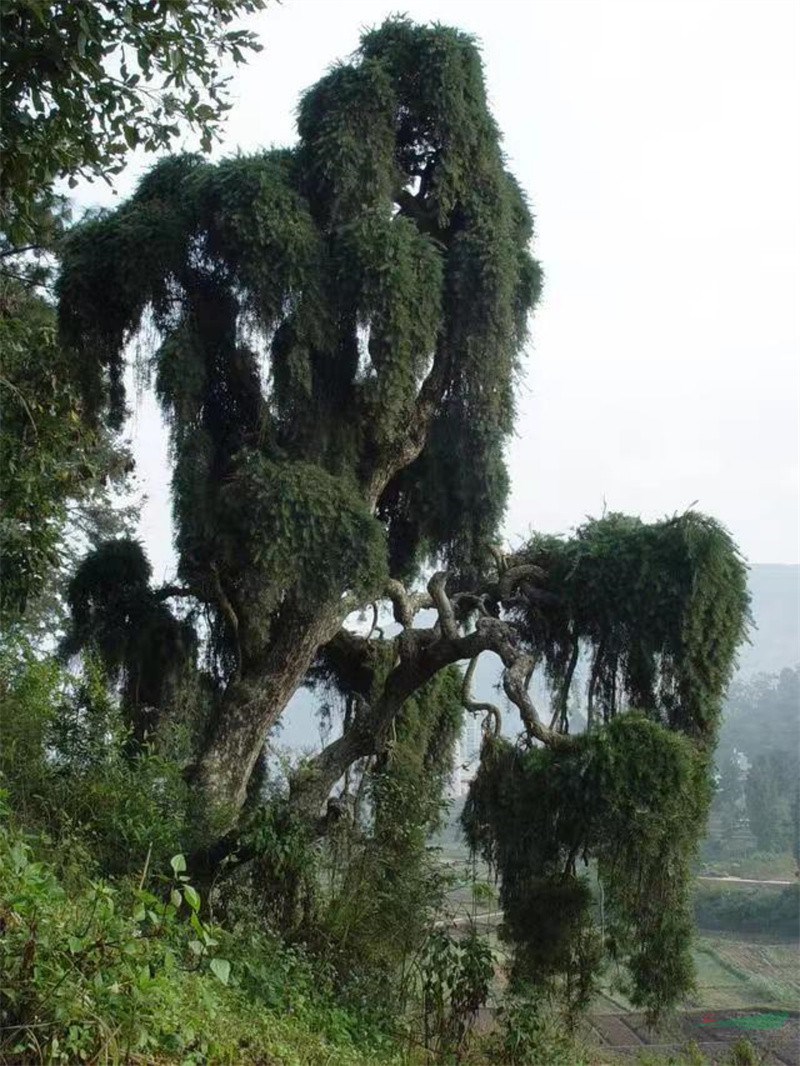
[0,0,266,242]
[493,993,590,1066]
[61,539,198,743]
[461,513,749,1021]
[56,19,541,681]
[693,882,799,939]
[463,716,710,1019]
[237,665,464,985]
[216,453,389,651]
[321,667,464,978]
[0,279,132,626]
[517,512,750,739]
[0,635,192,875]
[745,750,799,857]
[0,803,405,1065]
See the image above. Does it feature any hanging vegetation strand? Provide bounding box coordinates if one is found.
[462,511,749,1019]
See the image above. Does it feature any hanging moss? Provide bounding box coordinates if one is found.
[462,513,749,1020]
[463,717,707,1018]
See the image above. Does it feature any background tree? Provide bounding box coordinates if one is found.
[0,273,134,628]
[716,666,799,769]
[0,0,266,244]
[745,749,799,856]
[1,1,267,632]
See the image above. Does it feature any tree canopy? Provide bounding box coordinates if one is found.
[0,275,133,626]
[0,0,266,242]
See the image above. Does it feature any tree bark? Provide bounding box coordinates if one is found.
[289,606,577,822]
[192,598,347,831]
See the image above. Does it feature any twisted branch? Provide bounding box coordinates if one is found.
[462,656,501,735]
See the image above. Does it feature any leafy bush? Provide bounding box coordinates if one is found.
[0,800,225,1063]
[0,801,412,1065]
[490,993,590,1066]
[693,883,799,939]
[420,928,494,1060]
[0,636,192,876]
[728,1039,763,1065]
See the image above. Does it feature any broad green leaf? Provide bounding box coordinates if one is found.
[210,958,231,985]
[183,884,200,912]
[170,854,187,876]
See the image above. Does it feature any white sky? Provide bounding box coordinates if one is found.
[75,0,800,573]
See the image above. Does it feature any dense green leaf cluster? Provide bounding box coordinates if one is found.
[517,511,750,739]
[0,0,266,242]
[61,539,198,743]
[0,635,193,874]
[0,800,407,1065]
[463,717,705,1018]
[215,453,389,650]
[462,513,750,1019]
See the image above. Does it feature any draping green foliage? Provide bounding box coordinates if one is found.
[364,665,465,954]
[61,539,198,743]
[515,511,750,739]
[463,719,703,1019]
[56,19,541,680]
[463,513,750,1019]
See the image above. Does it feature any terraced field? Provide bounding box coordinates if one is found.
[435,832,800,1063]
[590,1009,799,1064]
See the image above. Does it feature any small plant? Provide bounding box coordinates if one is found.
[728,1038,763,1066]
[421,927,494,1061]
[496,991,589,1066]
[0,804,228,1063]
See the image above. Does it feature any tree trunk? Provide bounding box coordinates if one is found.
[192,598,346,832]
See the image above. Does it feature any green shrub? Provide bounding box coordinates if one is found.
[0,801,411,1064]
[491,993,590,1065]
[0,637,192,876]
[728,1038,763,1065]
[693,882,799,938]
[0,799,225,1063]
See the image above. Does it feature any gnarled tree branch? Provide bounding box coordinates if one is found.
[462,655,501,735]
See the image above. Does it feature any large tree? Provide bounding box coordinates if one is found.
[55,19,750,1014]
[55,24,751,1016]
[57,18,542,826]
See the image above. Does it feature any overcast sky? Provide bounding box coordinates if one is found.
[77,0,800,573]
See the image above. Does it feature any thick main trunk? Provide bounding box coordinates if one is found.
[192,599,346,831]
